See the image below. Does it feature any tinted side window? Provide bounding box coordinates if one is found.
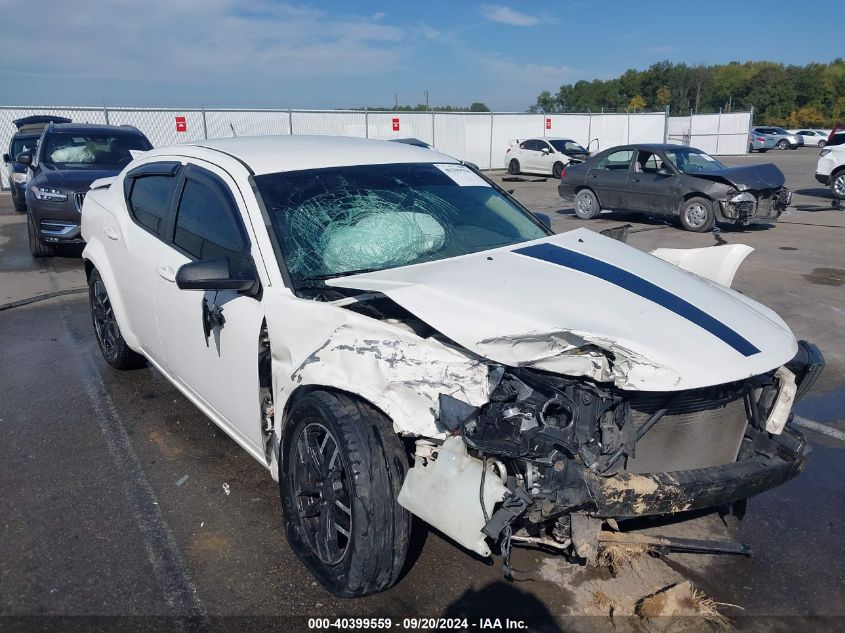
[128,175,177,236]
[174,177,245,261]
[595,150,633,171]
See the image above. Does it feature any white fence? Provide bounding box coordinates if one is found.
[1,105,751,189]
[667,112,752,156]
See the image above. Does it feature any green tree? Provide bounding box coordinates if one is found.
[656,86,672,108]
[469,102,490,112]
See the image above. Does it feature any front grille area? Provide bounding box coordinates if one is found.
[624,390,749,474]
[74,192,86,212]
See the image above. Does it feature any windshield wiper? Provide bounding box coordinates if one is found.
[302,268,383,282]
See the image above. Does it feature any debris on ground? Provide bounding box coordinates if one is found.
[597,542,655,576]
[222,483,230,496]
[637,581,731,631]
[175,474,189,487]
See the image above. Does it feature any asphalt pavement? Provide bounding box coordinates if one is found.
[1,147,843,632]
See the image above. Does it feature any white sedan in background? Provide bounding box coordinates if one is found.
[789,129,831,147]
[504,137,589,178]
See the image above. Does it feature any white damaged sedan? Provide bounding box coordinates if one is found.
[81,136,823,596]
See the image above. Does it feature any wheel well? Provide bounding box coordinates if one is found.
[280,385,393,437]
[682,192,714,204]
[832,166,845,179]
[84,259,95,281]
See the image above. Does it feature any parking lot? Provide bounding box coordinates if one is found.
[1,146,843,631]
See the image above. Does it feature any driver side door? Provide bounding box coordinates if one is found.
[153,161,267,458]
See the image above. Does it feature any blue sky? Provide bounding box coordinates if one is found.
[0,0,841,111]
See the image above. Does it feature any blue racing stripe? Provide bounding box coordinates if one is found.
[513,243,760,357]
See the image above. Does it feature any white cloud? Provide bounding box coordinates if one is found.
[0,0,408,87]
[480,4,541,27]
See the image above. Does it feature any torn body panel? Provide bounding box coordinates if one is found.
[262,288,491,444]
[650,243,754,288]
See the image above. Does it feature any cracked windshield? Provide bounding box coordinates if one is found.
[253,162,549,287]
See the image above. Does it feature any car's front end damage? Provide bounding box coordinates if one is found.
[298,228,824,565]
[697,163,792,226]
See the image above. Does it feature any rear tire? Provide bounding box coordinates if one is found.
[574,189,599,220]
[89,269,146,369]
[552,162,565,179]
[13,195,26,213]
[748,144,754,153]
[280,391,410,597]
[508,159,520,175]
[679,196,715,232]
[27,212,55,257]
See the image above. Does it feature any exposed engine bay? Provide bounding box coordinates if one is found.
[395,346,821,564]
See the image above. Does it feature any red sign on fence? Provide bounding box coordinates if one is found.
[175,116,187,133]
[392,117,400,132]
[545,117,552,130]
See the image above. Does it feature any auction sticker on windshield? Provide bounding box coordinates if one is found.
[434,163,490,187]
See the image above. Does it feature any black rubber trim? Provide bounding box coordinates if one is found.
[194,144,255,175]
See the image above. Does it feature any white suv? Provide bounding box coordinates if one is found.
[815,144,845,203]
[81,135,821,597]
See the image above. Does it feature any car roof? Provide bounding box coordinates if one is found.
[160,135,460,175]
[48,123,146,135]
[600,143,691,153]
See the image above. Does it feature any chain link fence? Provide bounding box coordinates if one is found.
[1,105,749,189]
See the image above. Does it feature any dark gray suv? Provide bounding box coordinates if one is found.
[18,123,152,256]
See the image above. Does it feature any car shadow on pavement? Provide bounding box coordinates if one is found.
[442,581,565,632]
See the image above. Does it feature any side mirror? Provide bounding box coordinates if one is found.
[15,152,32,166]
[2,153,10,163]
[176,258,258,294]
[534,212,552,229]
[542,147,551,154]
[656,167,673,176]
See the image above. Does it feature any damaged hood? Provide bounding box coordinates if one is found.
[693,163,785,191]
[329,229,797,391]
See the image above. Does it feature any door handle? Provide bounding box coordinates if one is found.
[104,226,119,240]
[157,265,176,282]
[632,178,641,183]
[589,173,598,178]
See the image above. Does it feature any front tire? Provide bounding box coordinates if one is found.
[552,162,565,179]
[777,139,789,150]
[679,196,715,232]
[508,159,520,175]
[574,189,599,220]
[831,170,845,200]
[27,212,55,257]
[13,194,26,213]
[819,140,826,148]
[89,269,146,369]
[280,391,410,597]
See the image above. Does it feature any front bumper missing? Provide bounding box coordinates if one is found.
[583,426,809,519]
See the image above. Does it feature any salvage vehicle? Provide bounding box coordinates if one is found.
[788,129,830,148]
[81,136,823,597]
[3,115,71,212]
[748,132,774,153]
[559,144,792,231]
[505,138,589,178]
[751,126,803,150]
[815,143,845,202]
[19,122,152,257]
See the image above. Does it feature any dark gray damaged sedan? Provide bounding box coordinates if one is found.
[558,144,791,232]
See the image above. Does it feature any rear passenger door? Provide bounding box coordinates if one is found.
[153,162,267,455]
[587,149,633,209]
[520,140,543,173]
[116,161,182,365]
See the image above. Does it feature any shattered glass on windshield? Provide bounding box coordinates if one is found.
[253,163,549,288]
